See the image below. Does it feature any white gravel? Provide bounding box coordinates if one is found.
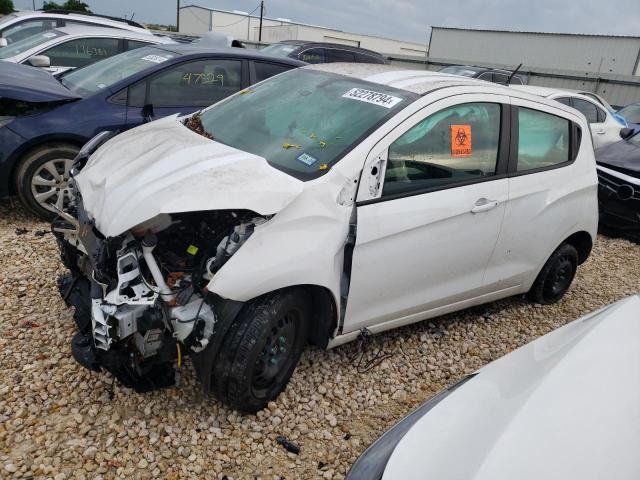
[1,197,639,479]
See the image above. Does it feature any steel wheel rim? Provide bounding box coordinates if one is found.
[548,256,573,297]
[252,310,299,397]
[30,158,74,213]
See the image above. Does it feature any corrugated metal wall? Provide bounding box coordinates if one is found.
[428,27,640,76]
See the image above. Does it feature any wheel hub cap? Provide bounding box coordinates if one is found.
[30,158,75,213]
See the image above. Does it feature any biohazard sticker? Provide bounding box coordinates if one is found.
[451,125,472,157]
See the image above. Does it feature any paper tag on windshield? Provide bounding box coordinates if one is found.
[141,54,168,63]
[342,88,402,108]
[42,32,57,38]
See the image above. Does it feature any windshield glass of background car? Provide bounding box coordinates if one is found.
[260,43,297,57]
[61,47,178,96]
[439,66,479,77]
[0,29,66,59]
[619,104,640,124]
[198,69,417,179]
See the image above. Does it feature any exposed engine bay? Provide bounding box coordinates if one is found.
[54,198,266,392]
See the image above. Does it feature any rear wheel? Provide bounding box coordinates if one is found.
[213,290,310,413]
[527,243,578,304]
[14,143,79,219]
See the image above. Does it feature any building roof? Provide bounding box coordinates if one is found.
[431,25,640,41]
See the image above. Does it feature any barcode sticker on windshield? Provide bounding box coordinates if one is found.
[141,54,168,63]
[42,32,57,38]
[342,88,402,108]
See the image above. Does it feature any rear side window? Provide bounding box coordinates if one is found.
[298,48,324,64]
[41,37,119,68]
[325,49,355,63]
[382,102,502,197]
[126,40,152,51]
[555,97,572,107]
[516,108,570,172]
[354,52,385,64]
[571,98,598,124]
[254,61,292,82]
[493,73,509,84]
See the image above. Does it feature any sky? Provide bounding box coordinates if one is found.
[12,0,640,44]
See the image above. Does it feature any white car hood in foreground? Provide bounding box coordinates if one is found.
[383,295,640,480]
[75,116,304,237]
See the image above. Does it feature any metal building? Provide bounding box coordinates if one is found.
[428,26,640,76]
[178,5,426,56]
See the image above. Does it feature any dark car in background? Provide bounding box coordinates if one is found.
[0,45,305,217]
[595,129,640,239]
[261,40,389,64]
[439,65,526,85]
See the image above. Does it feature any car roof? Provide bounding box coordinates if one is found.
[153,44,307,65]
[50,25,173,42]
[10,9,149,33]
[510,85,603,104]
[306,64,582,115]
[278,40,385,57]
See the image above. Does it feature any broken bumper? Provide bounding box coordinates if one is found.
[597,165,640,234]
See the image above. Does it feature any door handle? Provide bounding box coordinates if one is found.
[596,129,606,134]
[471,199,499,213]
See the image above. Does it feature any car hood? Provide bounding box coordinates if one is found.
[382,295,640,480]
[75,115,304,237]
[596,139,640,174]
[0,61,81,102]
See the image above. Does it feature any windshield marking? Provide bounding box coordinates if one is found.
[342,88,403,108]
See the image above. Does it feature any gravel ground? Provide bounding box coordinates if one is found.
[1,197,639,480]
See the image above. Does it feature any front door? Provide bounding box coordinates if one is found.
[343,95,510,333]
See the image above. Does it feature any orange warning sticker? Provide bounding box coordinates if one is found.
[450,125,472,157]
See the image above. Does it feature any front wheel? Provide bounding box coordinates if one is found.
[14,143,79,219]
[213,290,310,413]
[527,243,578,304]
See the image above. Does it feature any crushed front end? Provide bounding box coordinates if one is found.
[54,195,265,392]
[597,164,640,238]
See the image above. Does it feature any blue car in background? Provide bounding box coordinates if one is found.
[0,44,305,217]
[618,102,640,132]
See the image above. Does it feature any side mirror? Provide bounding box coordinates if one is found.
[26,55,51,68]
[620,127,634,139]
[0,38,7,48]
[141,104,155,123]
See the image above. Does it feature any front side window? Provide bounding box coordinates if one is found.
[146,59,242,107]
[571,98,599,124]
[517,107,570,172]
[298,48,325,64]
[41,37,119,68]
[198,69,417,180]
[1,19,57,44]
[382,103,502,197]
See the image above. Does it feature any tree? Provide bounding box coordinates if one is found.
[0,0,14,16]
[42,0,91,12]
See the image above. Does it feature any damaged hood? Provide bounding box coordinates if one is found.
[381,295,640,480]
[0,62,81,102]
[75,115,304,237]
[596,139,640,174]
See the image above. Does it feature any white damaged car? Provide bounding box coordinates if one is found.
[55,64,598,412]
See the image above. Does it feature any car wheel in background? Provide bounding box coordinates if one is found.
[14,143,79,219]
[527,243,579,304]
[213,289,310,413]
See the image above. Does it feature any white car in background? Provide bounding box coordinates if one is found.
[0,9,150,46]
[511,85,625,149]
[56,65,598,412]
[346,294,640,480]
[0,25,175,74]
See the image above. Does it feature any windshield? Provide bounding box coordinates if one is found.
[198,68,417,180]
[0,28,66,59]
[627,131,640,146]
[439,66,480,77]
[260,43,298,58]
[619,104,640,124]
[61,47,179,96]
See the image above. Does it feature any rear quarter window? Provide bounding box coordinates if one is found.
[517,107,572,172]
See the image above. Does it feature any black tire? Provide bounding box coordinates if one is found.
[212,289,310,413]
[527,243,578,304]
[14,143,79,219]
